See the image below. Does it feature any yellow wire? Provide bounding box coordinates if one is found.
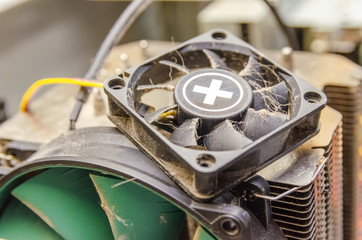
[160,110,177,118]
[19,78,103,112]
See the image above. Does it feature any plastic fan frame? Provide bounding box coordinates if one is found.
[104,29,326,201]
[0,127,285,240]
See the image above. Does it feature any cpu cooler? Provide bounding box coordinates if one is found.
[104,30,326,200]
[2,30,352,240]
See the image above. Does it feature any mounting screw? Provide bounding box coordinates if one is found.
[196,154,216,168]
[220,218,240,236]
[304,91,322,103]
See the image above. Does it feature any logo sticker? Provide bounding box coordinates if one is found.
[183,72,243,112]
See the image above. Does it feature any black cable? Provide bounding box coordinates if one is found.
[262,0,300,50]
[84,0,152,80]
[69,0,153,130]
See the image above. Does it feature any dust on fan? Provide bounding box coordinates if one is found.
[134,48,290,152]
[104,30,325,200]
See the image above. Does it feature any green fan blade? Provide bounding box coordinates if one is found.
[11,168,113,240]
[90,173,186,240]
[0,198,63,240]
[193,226,217,240]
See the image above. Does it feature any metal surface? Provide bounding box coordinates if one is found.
[254,186,300,201]
[258,107,343,240]
[323,85,360,240]
[266,49,362,240]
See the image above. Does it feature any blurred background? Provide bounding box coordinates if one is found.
[0,0,361,117]
[0,0,203,117]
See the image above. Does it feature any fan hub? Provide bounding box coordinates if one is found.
[174,69,252,132]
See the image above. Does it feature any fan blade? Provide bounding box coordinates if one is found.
[239,56,259,75]
[170,118,199,147]
[137,103,155,117]
[0,198,63,240]
[193,225,217,240]
[253,81,289,111]
[204,120,252,151]
[240,108,287,140]
[144,105,177,123]
[137,84,175,91]
[11,168,113,240]
[90,174,185,240]
[202,49,228,69]
[159,60,190,74]
[239,57,266,89]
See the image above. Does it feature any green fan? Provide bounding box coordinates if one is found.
[1,126,278,240]
[0,167,215,240]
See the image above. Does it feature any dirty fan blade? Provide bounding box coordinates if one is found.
[159,60,190,74]
[90,174,185,240]
[137,84,175,91]
[204,120,253,151]
[170,118,199,147]
[11,168,114,240]
[239,56,266,89]
[240,108,287,141]
[144,105,177,124]
[202,49,228,69]
[253,81,289,112]
[137,103,155,117]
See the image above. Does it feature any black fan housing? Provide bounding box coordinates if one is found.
[104,30,326,201]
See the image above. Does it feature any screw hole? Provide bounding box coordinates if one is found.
[212,32,226,40]
[108,78,125,90]
[220,219,240,236]
[304,91,322,103]
[196,154,216,168]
